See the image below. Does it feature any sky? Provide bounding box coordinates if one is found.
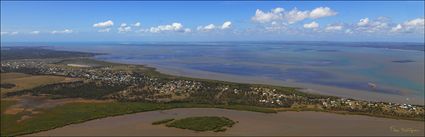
[1,1,424,42]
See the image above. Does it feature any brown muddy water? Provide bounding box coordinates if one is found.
[30,108,424,136]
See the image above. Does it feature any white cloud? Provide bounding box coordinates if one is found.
[197,21,232,32]
[284,8,310,24]
[325,24,343,31]
[205,24,216,30]
[30,31,40,34]
[404,18,424,27]
[118,23,132,33]
[133,22,141,27]
[391,24,403,32]
[357,18,369,26]
[198,24,216,31]
[51,29,73,34]
[119,27,131,33]
[146,22,189,33]
[93,20,114,28]
[355,17,389,33]
[0,32,8,36]
[303,21,319,29]
[309,7,337,19]
[221,21,232,29]
[252,8,284,23]
[272,7,284,13]
[94,20,114,33]
[391,18,424,33]
[252,7,337,24]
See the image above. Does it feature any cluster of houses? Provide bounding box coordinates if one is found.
[1,59,424,118]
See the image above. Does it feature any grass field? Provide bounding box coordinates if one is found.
[0,100,275,136]
[0,73,77,93]
[165,116,236,132]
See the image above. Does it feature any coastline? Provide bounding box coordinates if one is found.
[97,59,424,105]
[2,46,424,136]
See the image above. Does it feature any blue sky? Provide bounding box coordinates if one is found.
[1,1,424,42]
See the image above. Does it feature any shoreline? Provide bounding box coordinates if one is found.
[95,58,424,105]
[1,46,423,135]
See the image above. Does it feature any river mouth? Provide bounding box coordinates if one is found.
[30,108,425,136]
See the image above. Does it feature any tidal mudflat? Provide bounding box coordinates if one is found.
[30,108,425,136]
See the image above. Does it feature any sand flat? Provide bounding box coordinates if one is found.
[30,108,424,136]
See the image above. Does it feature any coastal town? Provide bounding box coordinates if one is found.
[1,55,424,121]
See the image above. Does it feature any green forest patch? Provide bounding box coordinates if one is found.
[163,116,236,132]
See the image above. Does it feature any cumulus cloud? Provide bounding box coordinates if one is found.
[118,23,132,33]
[285,8,310,24]
[93,20,114,28]
[391,24,403,32]
[51,29,73,34]
[337,17,424,34]
[309,7,337,19]
[93,20,114,33]
[133,22,141,27]
[252,7,337,24]
[404,18,424,26]
[221,21,232,29]
[197,21,232,32]
[30,31,40,34]
[143,22,190,33]
[391,18,424,33]
[355,17,389,33]
[197,24,216,31]
[357,18,369,26]
[303,21,319,29]
[252,8,284,23]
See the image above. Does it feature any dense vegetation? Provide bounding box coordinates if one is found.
[4,81,129,99]
[165,116,236,132]
[1,47,98,60]
[0,83,16,89]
